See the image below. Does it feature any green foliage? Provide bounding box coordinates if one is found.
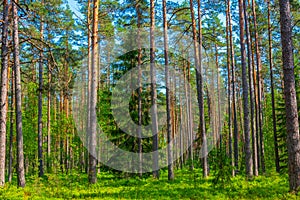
[212,150,234,188]
[0,170,297,199]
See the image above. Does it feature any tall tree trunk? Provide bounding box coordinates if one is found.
[197,0,209,178]
[86,0,92,174]
[13,0,26,187]
[279,0,300,192]
[89,0,99,184]
[243,0,255,177]
[225,0,234,176]
[135,1,143,178]
[189,0,208,178]
[251,0,265,173]
[38,11,44,177]
[0,0,9,187]
[150,0,159,179]
[267,0,280,173]
[163,0,174,180]
[238,0,252,177]
[228,0,238,175]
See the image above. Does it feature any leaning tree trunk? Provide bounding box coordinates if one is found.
[163,0,174,180]
[89,0,99,184]
[279,0,300,192]
[13,0,26,188]
[0,0,9,187]
[150,0,160,179]
[238,0,252,178]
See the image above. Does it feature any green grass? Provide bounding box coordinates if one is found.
[0,169,298,199]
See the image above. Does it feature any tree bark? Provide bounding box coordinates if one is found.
[0,0,9,187]
[135,1,143,177]
[238,0,252,177]
[279,0,300,192]
[228,0,238,175]
[8,68,14,182]
[150,0,159,179]
[226,0,234,176]
[13,0,26,187]
[268,0,280,173]
[38,10,44,177]
[243,0,254,177]
[89,0,99,184]
[251,0,265,173]
[189,0,208,178]
[86,0,92,174]
[47,63,52,172]
[163,0,174,181]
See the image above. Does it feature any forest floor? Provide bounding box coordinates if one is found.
[0,168,298,199]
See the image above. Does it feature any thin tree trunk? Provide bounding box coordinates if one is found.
[215,44,222,150]
[251,0,265,173]
[150,0,159,179]
[47,64,52,172]
[163,0,174,180]
[13,0,26,187]
[8,66,14,182]
[89,0,99,184]
[238,0,252,177]
[0,0,9,187]
[135,1,143,177]
[267,0,280,173]
[228,0,238,175]
[86,0,92,174]
[226,0,234,176]
[279,0,300,192]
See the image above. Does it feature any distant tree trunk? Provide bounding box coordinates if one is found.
[279,0,300,192]
[163,0,174,180]
[8,69,14,182]
[251,0,265,173]
[215,44,222,150]
[38,12,44,177]
[150,0,159,179]
[89,0,99,184]
[251,40,260,172]
[0,0,9,187]
[267,0,280,173]
[13,0,26,187]
[228,0,238,175]
[238,0,252,177]
[135,1,143,177]
[47,63,52,172]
